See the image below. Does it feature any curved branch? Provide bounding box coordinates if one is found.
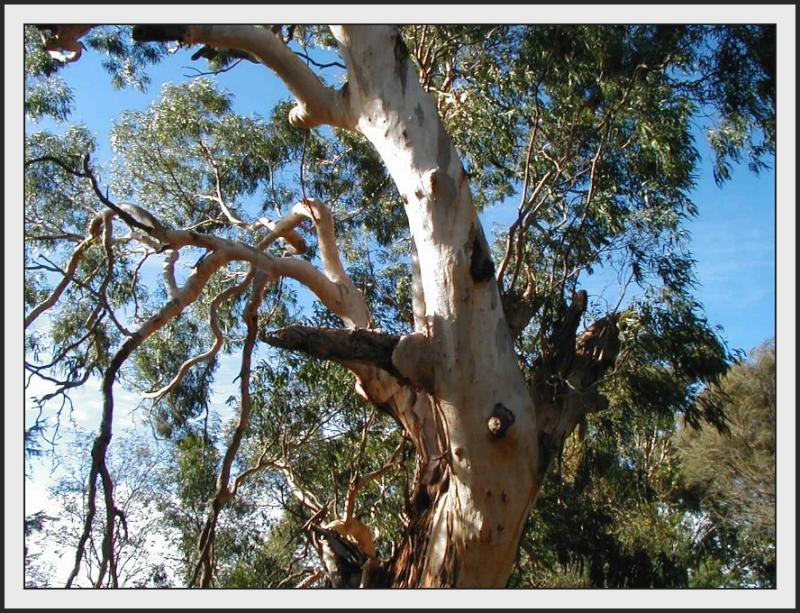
[84,213,133,337]
[142,202,316,401]
[230,442,278,498]
[197,138,246,226]
[257,216,307,255]
[143,277,248,400]
[194,271,269,588]
[161,249,179,300]
[292,198,371,328]
[132,25,353,129]
[276,460,324,515]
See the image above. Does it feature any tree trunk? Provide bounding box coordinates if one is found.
[327,26,541,587]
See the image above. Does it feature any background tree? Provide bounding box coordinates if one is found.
[676,340,776,587]
[24,23,775,588]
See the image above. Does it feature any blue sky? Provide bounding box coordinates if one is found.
[31,39,776,356]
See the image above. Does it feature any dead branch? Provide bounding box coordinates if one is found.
[262,326,401,377]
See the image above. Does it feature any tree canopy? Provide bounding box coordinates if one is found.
[23,23,775,589]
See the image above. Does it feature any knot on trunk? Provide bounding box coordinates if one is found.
[487,403,515,439]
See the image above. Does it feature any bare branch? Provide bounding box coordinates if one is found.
[256,213,307,254]
[292,49,346,70]
[161,249,179,300]
[229,441,278,497]
[292,198,369,326]
[182,58,244,78]
[296,568,325,588]
[197,139,246,227]
[194,271,269,588]
[26,155,156,234]
[275,460,324,515]
[263,325,400,377]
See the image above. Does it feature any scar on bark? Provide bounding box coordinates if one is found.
[468,224,495,283]
[393,32,409,94]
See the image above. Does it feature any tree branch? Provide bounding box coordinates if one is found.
[262,326,401,378]
[143,276,249,400]
[36,24,93,62]
[67,249,234,587]
[132,25,353,129]
[262,325,435,395]
[24,213,106,328]
[345,438,406,525]
[194,271,269,588]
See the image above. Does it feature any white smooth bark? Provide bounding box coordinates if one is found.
[330,26,541,586]
[182,25,353,129]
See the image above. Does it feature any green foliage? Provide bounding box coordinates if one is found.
[692,26,775,183]
[83,26,168,91]
[25,127,98,236]
[514,403,695,587]
[608,291,733,430]
[131,313,218,437]
[24,25,168,122]
[512,340,775,588]
[216,515,296,588]
[111,79,265,228]
[24,26,75,122]
[676,341,776,587]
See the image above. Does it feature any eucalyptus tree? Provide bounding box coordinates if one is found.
[24,24,773,588]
